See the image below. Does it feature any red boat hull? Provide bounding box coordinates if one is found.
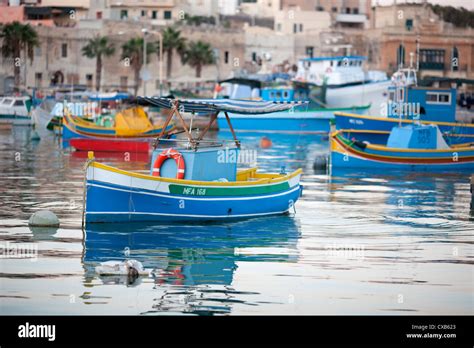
[70,138,151,153]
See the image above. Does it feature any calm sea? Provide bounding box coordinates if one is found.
[0,127,472,315]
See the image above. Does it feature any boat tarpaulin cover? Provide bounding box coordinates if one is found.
[137,97,307,115]
[115,106,154,136]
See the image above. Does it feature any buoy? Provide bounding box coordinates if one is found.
[260,136,272,148]
[313,155,328,171]
[28,210,60,227]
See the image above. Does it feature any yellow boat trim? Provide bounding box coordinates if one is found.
[90,161,302,186]
[334,112,474,128]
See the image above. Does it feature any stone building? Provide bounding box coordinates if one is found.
[368,3,474,79]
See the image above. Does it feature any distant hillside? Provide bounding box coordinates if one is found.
[430,4,474,28]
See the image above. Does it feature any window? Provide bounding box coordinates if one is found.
[406,19,413,31]
[224,51,229,64]
[152,10,157,19]
[141,10,146,17]
[353,8,359,14]
[426,92,451,105]
[316,6,324,11]
[345,7,351,14]
[426,93,437,103]
[120,76,128,91]
[276,23,282,31]
[299,24,303,32]
[86,74,93,89]
[306,46,314,58]
[419,49,445,70]
[120,10,128,19]
[35,73,42,88]
[283,91,289,99]
[389,90,395,102]
[96,11,102,19]
[332,7,337,12]
[251,52,257,62]
[164,11,172,19]
[35,45,42,57]
[14,100,24,106]
[293,23,297,33]
[61,43,67,58]
[397,87,404,102]
[397,44,405,67]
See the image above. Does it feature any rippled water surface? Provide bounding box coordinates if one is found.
[1,127,473,315]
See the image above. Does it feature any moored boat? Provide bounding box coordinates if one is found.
[62,105,174,140]
[334,66,474,145]
[84,98,303,224]
[215,76,370,133]
[0,96,34,126]
[330,124,474,171]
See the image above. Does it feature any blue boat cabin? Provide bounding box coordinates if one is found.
[387,85,456,123]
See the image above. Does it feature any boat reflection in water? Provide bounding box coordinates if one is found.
[83,216,300,314]
[329,168,469,230]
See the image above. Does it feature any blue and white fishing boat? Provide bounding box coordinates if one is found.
[330,124,474,171]
[84,98,303,223]
[334,67,474,145]
[215,75,370,133]
[294,56,391,115]
[0,96,34,126]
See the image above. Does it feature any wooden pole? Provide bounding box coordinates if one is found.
[224,111,240,148]
[174,105,195,146]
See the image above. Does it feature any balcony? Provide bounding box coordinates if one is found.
[419,62,445,70]
[335,13,366,24]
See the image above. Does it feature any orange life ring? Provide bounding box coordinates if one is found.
[152,148,185,179]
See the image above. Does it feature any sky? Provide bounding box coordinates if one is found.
[373,0,474,10]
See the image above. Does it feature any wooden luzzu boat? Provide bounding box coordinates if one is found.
[62,105,174,141]
[84,98,305,223]
[330,124,474,171]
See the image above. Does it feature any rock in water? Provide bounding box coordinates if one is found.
[28,210,60,227]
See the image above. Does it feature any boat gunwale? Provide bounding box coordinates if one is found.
[89,161,303,187]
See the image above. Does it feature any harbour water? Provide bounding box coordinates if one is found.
[0,127,472,315]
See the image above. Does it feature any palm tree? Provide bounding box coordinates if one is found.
[0,22,38,92]
[181,41,215,78]
[121,37,156,96]
[81,36,115,92]
[161,27,186,79]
